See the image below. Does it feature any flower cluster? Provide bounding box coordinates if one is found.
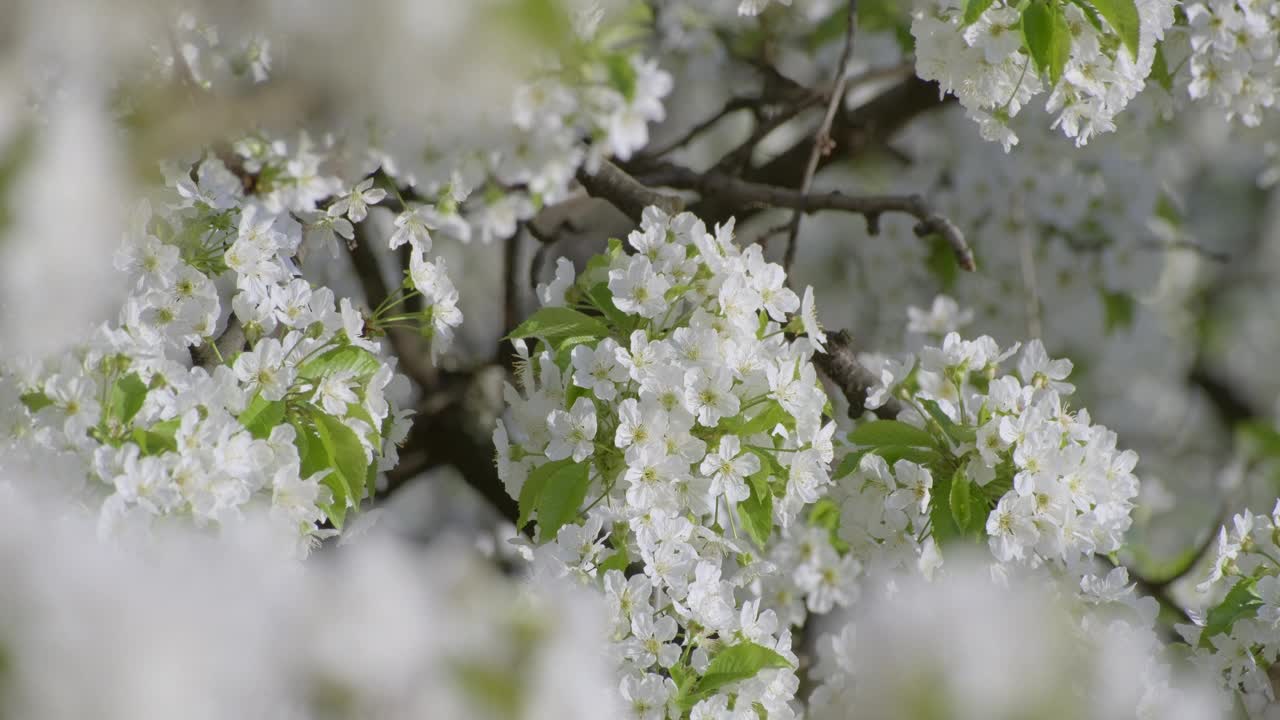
[1178,1,1280,128]
[1184,502,1280,717]
[912,0,1176,148]
[841,328,1141,575]
[0,131,463,552]
[496,206,846,718]
[388,4,673,252]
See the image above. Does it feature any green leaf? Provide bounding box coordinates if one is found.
[517,463,553,531]
[292,407,372,529]
[1199,576,1264,649]
[724,401,792,437]
[848,420,936,449]
[808,497,850,554]
[929,469,963,545]
[298,344,381,381]
[1100,289,1135,334]
[514,456,588,540]
[964,0,996,26]
[1022,0,1072,85]
[598,540,630,575]
[604,52,637,101]
[131,418,180,455]
[110,373,148,425]
[868,445,944,467]
[19,390,53,413]
[1155,191,1183,226]
[1088,0,1141,59]
[1151,40,1174,90]
[313,410,371,504]
[746,447,787,484]
[1065,0,1106,32]
[238,395,286,439]
[925,233,959,291]
[950,467,974,533]
[687,642,792,705]
[919,399,974,442]
[738,482,774,548]
[1237,421,1280,462]
[585,282,631,328]
[506,307,610,347]
[834,449,869,479]
[536,460,591,543]
[292,418,348,529]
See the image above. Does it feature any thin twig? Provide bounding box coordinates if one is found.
[783,0,858,280]
[643,96,756,158]
[348,221,437,390]
[500,228,522,368]
[191,316,245,369]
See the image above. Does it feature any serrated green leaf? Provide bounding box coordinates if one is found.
[506,307,610,347]
[298,344,381,381]
[950,466,973,532]
[738,482,774,548]
[1199,576,1264,649]
[963,0,997,25]
[518,458,584,537]
[536,460,591,543]
[930,469,962,545]
[848,420,936,449]
[313,410,370,504]
[1089,0,1141,59]
[292,418,347,529]
[686,642,792,706]
[239,395,286,439]
[1022,1,1072,85]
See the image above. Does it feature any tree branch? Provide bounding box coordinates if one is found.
[383,369,518,525]
[812,330,903,419]
[638,162,976,272]
[575,159,684,223]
